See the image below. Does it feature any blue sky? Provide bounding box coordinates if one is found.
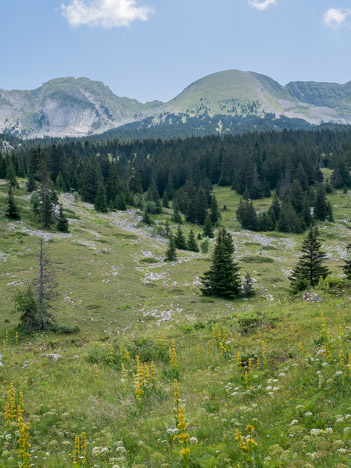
[1,0,351,102]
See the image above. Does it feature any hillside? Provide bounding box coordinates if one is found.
[0,77,163,138]
[1,177,351,466]
[2,70,351,138]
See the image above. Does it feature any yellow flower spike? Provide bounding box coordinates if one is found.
[93,363,98,380]
[298,342,305,354]
[151,360,156,384]
[325,342,332,364]
[256,357,260,370]
[237,351,242,368]
[248,358,253,372]
[121,362,126,380]
[74,435,80,464]
[246,424,254,432]
[81,432,87,463]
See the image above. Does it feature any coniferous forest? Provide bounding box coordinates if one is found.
[1,129,351,233]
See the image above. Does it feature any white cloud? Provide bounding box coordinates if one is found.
[61,0,154,28]
[323,8,351,28]
[248,0,277,11]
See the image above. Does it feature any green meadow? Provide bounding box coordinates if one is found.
[1,179,351,467]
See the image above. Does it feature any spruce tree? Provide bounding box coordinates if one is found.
[94,183,108,213]
[115,193,127,210]
[343,244,351,280]
[55,172,66,193]
[201,228,241,299]
[203,213,214,238]
[143,208,152,225]
[187,229,199,252]
[210,194,220,225]
[30,191,40,216]
[290,226,330,292]
[314,185,333,222]
[6,186,20,220]
[42,193,53,229]
[172,202,183,224]
[162,190,169,208]
[242,272,255,297]
[6,160,18,188]
[56,204,69,233]
[165,233,177,261]
[175,225,187,250]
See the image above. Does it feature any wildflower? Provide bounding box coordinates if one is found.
[304,412,312,416]
[325,428,333,433]
[335,371,343,376]
[246,425,254,432]
[290,420,298,425]
[279,372,285,377]
[310,429,323,435]
[189,437,198,444]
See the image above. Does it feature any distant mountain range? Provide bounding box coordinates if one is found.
[1,70,351,138]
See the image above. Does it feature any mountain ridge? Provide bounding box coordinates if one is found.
[1,70,351,138]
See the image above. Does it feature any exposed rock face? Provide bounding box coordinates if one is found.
[0,77,162,138]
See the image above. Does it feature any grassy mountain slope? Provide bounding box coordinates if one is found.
[2,70,351,139]
[164,70,351,124]
[1,177,351,466]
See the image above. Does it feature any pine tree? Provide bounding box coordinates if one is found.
[203,213,214,238]
[56,204,69,233]
[343,244,351,280]
[6,185,20,220]
[242,272,255,297]
[290,226,330,292]
[187,229,199,252]
[175,225,187,250]
[94,183,108,213]
[165,234,177,261]
[201,228,241,299]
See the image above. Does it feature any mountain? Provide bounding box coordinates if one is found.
[163,70,351,124]
[1,70,351,138]
[0,77,163,138]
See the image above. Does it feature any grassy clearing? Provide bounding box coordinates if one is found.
[1,180,351,467]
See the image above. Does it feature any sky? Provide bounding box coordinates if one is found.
[1,0,351,102]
